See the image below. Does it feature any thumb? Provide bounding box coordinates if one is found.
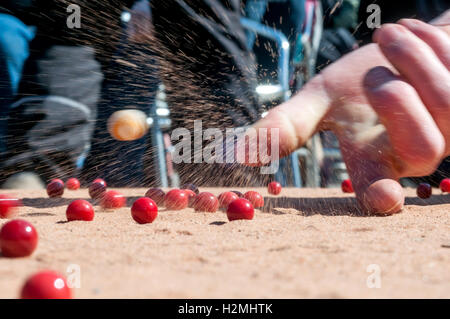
[340,136,405,215]
[251,75,331,158]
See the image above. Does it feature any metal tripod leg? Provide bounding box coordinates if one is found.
[149,101,169,187]
[241,17,302,187]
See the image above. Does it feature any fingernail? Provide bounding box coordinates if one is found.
[397,18,421,30]
[363,66,396,89]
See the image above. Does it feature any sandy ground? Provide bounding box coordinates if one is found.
[0,187,448,299]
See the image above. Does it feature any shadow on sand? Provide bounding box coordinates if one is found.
[21,196,143,209]
[262,194,449,217]
[20,193,449,217]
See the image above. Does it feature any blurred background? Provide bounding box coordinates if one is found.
[0,0,448,189]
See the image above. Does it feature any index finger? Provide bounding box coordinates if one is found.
[252,75,331,158]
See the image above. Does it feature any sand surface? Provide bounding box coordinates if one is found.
[0,187,448,299]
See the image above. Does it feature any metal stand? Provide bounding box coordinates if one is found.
[148,84,169,187]
[240,0,323,188]
[240,17,302,188]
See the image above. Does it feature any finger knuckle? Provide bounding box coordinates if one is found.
[378,24,408,43]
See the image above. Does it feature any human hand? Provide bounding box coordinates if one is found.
[250,14,450,214]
